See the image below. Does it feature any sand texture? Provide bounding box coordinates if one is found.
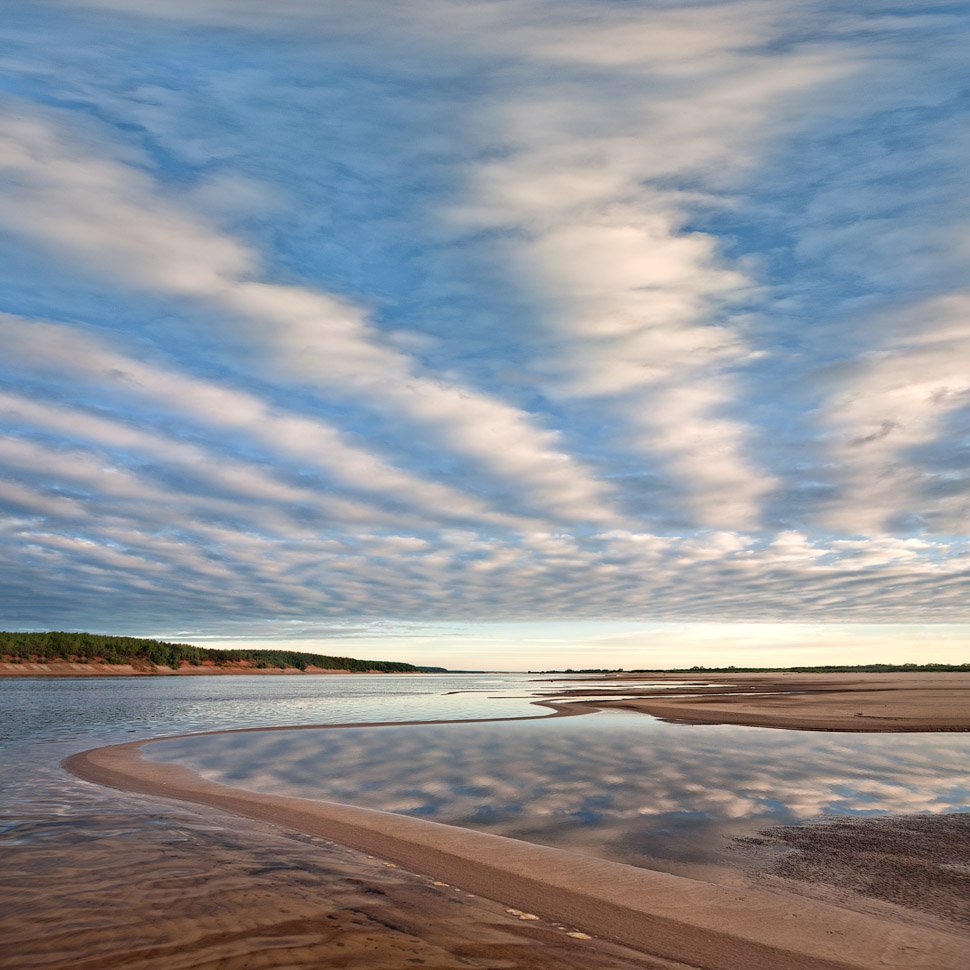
[551,672,970,731]
[738,813,970,928]
[1,805,685,970]
[64,737,969,970]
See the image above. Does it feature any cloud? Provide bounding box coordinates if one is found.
[1,2,968,652]
[0,108,616,525]
[820,292,970,533]
[432,12,849,528]
[0,112,253,294]
[0,313,541,531]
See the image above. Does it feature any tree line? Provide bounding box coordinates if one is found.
[0,631,445,673]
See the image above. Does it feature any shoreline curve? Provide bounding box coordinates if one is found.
[64,719,967,970]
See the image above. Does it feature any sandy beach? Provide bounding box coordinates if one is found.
[62,699,969,970]
[546,671,970,731]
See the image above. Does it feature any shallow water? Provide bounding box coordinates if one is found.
[4,672,970,890]
[9,674,687,970]
[0,672,548,816]
[3,672,970,968]
[150,709,970,875]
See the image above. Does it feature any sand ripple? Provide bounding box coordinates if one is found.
[0,808,688,970]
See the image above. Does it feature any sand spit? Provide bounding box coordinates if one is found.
[66,737,968,970]
[549,672,970,732]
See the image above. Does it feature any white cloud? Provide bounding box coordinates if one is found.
[2,1,968,645]
[0,112,253,294]
[433,10,856,529]
[0,108,616,525]
[0,313,540,530]
[821,292,970,533]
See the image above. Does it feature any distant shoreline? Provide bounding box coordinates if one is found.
[0,632,444,676]
[0,661,439,677]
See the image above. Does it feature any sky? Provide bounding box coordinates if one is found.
[0,0,967,670]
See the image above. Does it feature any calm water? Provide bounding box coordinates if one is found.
[148,709,970,873]
[2,675,969,878]
[0,673,546,817]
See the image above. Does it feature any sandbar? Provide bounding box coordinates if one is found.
[65,727,968,970]
[547,671,970,731]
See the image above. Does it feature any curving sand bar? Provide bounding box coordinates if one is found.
[66,719,968,970]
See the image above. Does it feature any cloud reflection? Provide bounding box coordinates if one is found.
[150,713,970,872]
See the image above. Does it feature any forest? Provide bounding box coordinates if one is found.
[0,631,445,673]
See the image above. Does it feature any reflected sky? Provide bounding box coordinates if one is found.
[151,712,970,875]
[0,673,559,818]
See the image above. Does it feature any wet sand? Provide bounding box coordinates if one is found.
[550,672,970,731]
[1,803,683,970]
[737,813,970,929]
[64,735,968,970]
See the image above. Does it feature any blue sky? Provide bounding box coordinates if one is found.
[0,1,967,668]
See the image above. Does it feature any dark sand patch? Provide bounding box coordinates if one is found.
[737,813,970,929]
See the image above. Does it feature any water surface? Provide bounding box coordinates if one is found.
[150,709,970,876]
[3,675,675,970]
[4,673,969,882]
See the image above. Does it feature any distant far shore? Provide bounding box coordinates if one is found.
[0,632,446,675]
[0,661,431,677]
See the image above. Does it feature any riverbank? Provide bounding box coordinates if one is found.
[0,661,415,676]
